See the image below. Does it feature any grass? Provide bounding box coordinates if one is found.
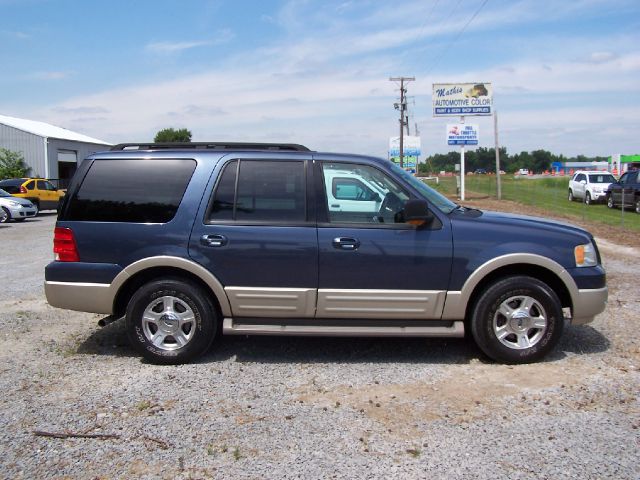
[427,175,640,231]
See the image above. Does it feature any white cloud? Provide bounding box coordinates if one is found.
[144,30,234,54]
[145,40,212,54]
[29,71,70,80]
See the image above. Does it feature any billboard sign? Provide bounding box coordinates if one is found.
[447,124,479,145]
[389,136,420,172]
[433,83,493,116]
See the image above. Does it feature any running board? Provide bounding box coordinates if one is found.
[222,318,465,337]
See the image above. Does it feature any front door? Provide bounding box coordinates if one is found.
[189,155,318,318]
[315,160,453,320]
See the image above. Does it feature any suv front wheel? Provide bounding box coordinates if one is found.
[607,195,615,209]
[471,275,564,363]
[125,278,218,364]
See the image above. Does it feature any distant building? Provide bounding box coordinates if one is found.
[0,114,111,187]
[550,161,608,175]
[609,154,640,174]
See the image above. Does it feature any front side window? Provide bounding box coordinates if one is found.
[332,178,380,201]
[25,181,35,190]
[322,163,409,224]
[208,160,306,223]
[64,159,196,223]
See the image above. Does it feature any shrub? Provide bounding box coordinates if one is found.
[0,148,31,179]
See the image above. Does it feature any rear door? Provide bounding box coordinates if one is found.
[315,158,453,320]
[189,154,318,319]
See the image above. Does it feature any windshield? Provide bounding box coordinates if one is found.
[0,188,11,197]
[589,174,615,183]
[389,162,458,214]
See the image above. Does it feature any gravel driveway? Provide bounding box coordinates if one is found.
[0,213,638,479]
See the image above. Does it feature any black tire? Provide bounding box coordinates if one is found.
[125,278,217,364]
[471,275,564,364]
[0,207,10,223]
[584,192,591,205]
[568,190,574,202]
[607,195,615,209]
[32,199,40,215]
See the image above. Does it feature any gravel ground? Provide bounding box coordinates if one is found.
[0,209,638,479]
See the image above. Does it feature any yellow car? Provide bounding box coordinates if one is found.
[0,178,65,212]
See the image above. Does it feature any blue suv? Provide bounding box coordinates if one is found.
[45,143,607,364]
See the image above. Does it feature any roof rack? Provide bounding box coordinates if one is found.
[110,142,310,152]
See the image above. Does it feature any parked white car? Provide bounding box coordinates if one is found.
[0,188,38,222]
[568,171,616,205]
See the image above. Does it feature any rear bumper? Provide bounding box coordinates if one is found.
[571,286,608,325]
[45,281,114,314]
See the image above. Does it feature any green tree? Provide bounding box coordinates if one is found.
[0,148,31,179]
[154,128,192,143]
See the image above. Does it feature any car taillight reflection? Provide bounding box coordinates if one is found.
[53,227,79,262]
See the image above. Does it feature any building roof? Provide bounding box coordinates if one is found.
[0,114,111,145]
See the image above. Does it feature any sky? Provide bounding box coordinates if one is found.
[1,0,639,158]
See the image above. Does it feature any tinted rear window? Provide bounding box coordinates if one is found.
[0,179,25,193]
[64,159,196,223]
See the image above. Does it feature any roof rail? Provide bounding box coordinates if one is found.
[110,142,310,152]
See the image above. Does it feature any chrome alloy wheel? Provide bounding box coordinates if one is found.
[142,296,196,351]
[492,295,548,350]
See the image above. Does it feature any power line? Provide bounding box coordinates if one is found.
[426,0,490,76]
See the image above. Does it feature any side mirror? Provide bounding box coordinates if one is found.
[403,199,432,226]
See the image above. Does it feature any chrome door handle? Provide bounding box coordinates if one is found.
[201,234,228,247]
[332,237,360,250]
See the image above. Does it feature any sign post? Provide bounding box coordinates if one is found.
[434,82,492,201]
[446,121,479,201]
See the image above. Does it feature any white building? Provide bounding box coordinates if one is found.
[0,114,111,187]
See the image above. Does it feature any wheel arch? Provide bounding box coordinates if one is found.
[463,264,572,323]
[442,254,575,321]
[111,256,231,319]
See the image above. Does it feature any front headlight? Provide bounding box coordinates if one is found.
[575,242,597,267]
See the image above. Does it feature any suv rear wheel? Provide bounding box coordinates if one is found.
[125,278,217,364]
[471,275,564,363]
[584,192,592,205]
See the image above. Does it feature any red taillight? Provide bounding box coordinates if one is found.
[53,227,79,262]
[19,185,27,194]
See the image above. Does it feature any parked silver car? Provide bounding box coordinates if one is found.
[0,188,38,222]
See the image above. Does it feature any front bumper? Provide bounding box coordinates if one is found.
[571,286,608,325]
[8,204,37,218]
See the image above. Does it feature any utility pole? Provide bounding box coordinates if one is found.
[390,77,415,168]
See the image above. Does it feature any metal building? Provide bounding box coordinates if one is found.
[0,114,111,187]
